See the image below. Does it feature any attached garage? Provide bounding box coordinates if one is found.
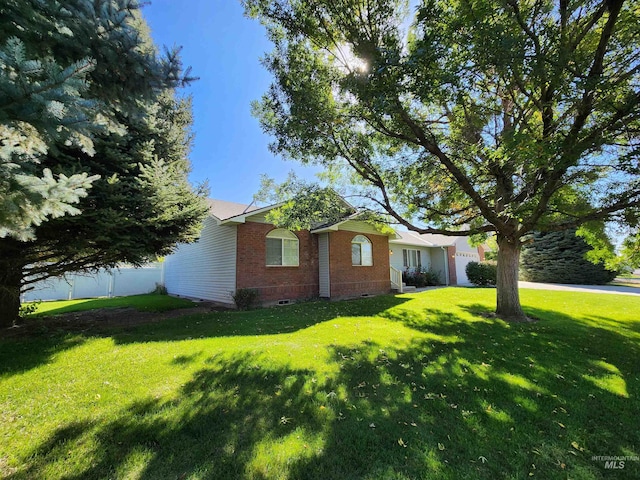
[454,251,481,285]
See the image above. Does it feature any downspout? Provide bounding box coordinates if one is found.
[440,246,449,286]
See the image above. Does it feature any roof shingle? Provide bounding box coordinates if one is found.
[207,199,258,220]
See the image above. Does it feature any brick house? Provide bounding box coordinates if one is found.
[164,198,484,306]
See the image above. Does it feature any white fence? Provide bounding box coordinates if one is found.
[21,264,165,302]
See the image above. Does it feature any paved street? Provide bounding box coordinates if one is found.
[518,281,640,296]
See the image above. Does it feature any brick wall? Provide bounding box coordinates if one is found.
[478,245,486,261]
[328,230,391,298]
[235,222,319,303]
[447,246,457,285]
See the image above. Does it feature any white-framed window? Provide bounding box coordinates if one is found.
[403,249,422,269]
[266,229,299,266]
[352,235,373,266]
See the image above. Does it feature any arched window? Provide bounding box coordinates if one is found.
[352,235,373,266]
[266,229,299,266]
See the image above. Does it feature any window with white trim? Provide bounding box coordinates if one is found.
[351,235,373,266]
[403,249,422,269]
[266,229,299,266]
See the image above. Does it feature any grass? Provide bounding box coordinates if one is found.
[609,281,640,288]
[28,293,196,316]
[1,288,639,479]
[617,272,640,279]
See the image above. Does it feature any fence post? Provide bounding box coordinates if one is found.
[108,270,114,298]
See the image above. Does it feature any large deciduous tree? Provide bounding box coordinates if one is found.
[245,0,640,321]
[0,1,209,327]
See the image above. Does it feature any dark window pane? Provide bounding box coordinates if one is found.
[352,243,361,265]
[266,238,283,265]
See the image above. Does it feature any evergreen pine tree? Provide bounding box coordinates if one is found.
[0,0,195,240]
[0,1,208,326]
[520,229,617,284]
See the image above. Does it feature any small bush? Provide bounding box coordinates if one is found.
[402,268,442,287]
[151,283,168,295]
[466,261,497,286]
[19,300,41,319]
[232,288,260,310]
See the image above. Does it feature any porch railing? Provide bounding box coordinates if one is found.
[390,266,403,293]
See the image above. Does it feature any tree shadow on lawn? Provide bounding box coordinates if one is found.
[108,295,412,344]
[0,296,410,378]
[0,334,86,379]
[9,305,639,479]
[30,294,195,317]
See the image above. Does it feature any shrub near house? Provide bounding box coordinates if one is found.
[402,268,441,287]
[466,261,497,287]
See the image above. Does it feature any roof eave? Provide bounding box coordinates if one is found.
[311,217,399,238]
[309,224,342,234]
[218,202,285,225]
[389,231,444,247]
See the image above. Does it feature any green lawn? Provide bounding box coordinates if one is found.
[29,293,196,316]
[1,288,639,479]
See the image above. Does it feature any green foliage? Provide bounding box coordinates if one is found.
[521,230,618,284]
[0,1,209,326]
[245,0,640,319]
[151,283,168,295]
[0,1,194,240]
[402,267,441,287]
[466,261,497,287]
[28,293,194,316]
[255,172,355,230]
[618,231,640,270]
[483,236,498,261]
[232,288,260,310]
[254,172,397,235]
[484,250,498,261]
[0,36,101,240]
[18,299,40,319]
[11,91,210,285]
[576,223,618,270]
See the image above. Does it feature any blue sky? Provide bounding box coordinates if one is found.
[142,0,319,204]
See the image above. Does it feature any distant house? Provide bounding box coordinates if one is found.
[389,231,485,286]
[164,199,485,306]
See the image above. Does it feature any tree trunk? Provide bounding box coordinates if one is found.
[495,235,527,322]
[0,239,25,328]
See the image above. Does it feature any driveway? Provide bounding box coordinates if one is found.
[518,281,640,297]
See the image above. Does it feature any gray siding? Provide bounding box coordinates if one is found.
[430,248,448,285]
[318,233,330,298]
[243,212,269,223]
[389,245,433,272]
[339,220,386,235]
[164,217,237,304]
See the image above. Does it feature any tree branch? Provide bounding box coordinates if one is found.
[394,102,509,231]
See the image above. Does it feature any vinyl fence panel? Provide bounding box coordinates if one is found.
[21,264,163,302]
